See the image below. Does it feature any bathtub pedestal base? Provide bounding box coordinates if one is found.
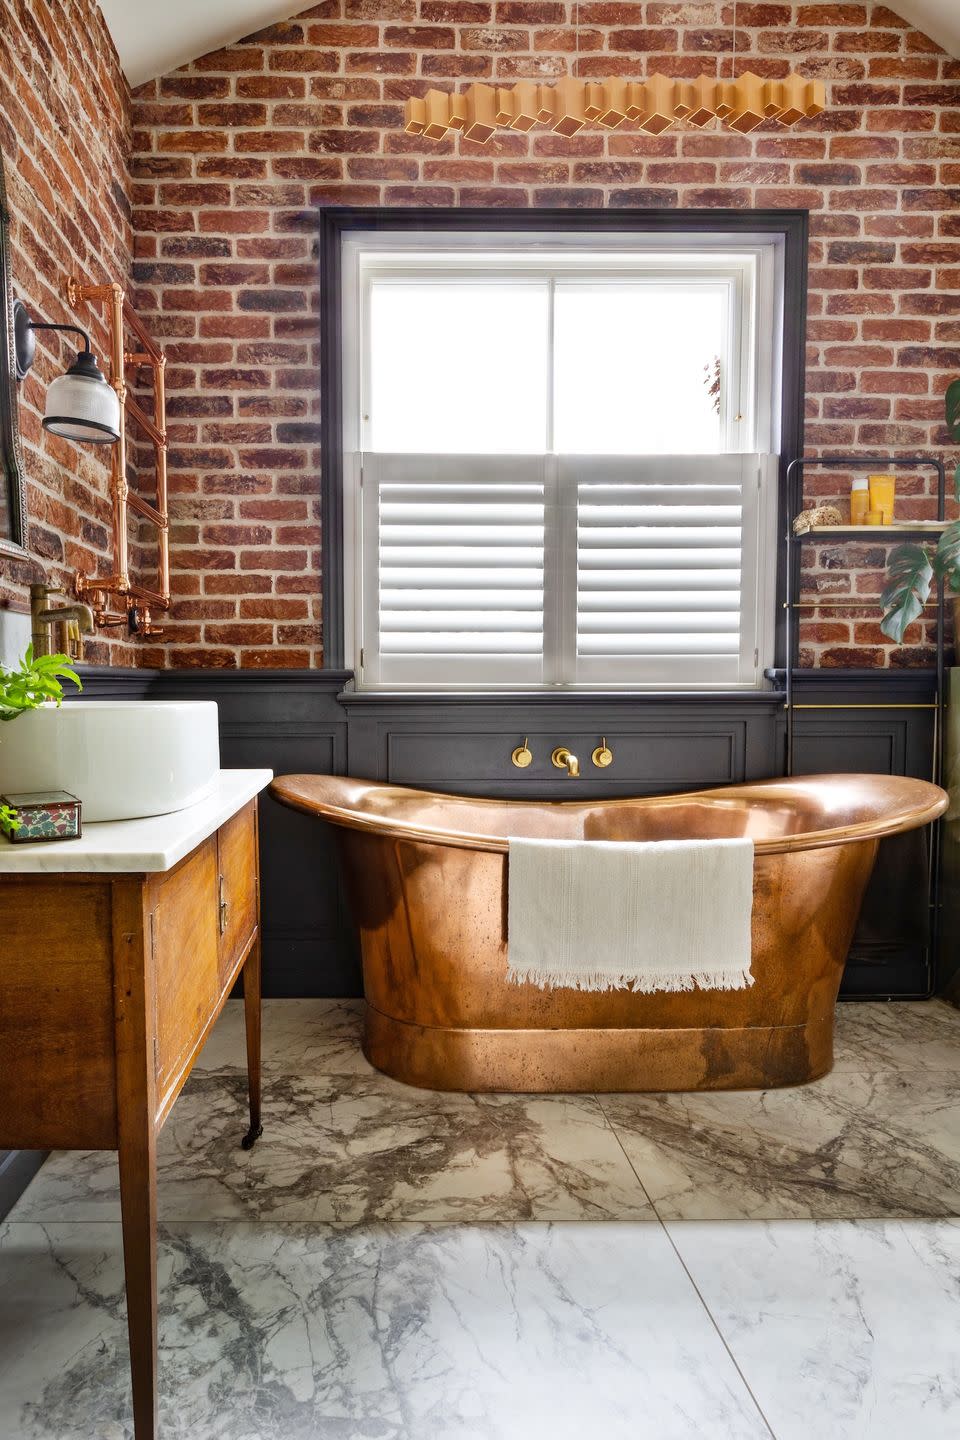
[364,1005,834,1093]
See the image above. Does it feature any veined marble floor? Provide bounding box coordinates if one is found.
[2,998,959,1439]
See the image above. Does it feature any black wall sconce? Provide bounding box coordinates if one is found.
[13,298,120,445]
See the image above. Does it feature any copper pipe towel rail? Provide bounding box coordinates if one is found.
[68,278,169,637]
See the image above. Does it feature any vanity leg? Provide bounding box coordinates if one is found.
[241,935,263,1150]
[118,1123,159,1440]
[111,878,160,1440]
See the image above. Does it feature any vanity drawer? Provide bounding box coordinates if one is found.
[217,800,258,983]
[150,801,259,1100]
[151,836,220,1095]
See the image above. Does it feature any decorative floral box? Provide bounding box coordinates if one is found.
[0,790,82,843]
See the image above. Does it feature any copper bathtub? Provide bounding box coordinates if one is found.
[271,773,947,1093]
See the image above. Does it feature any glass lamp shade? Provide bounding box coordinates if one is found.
[42,356,121,445]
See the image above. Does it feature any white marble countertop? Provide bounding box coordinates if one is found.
[0,769,273,873]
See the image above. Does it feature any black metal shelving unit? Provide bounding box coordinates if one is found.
[784,454,948,995]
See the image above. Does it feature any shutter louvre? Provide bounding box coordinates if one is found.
[365,455,547,683]
[361,453,770,688]
[567,455,762,678]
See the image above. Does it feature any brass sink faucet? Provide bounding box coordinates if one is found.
[30,583,95,660]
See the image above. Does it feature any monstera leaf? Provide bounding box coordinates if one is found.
[948,378,960,502]
[880,543,934,644]
[947,378,960,443]
[934,519,960,590]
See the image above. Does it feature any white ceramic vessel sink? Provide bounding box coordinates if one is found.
[0,701,220,822]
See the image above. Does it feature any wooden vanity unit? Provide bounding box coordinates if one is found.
[0,769,272,1440]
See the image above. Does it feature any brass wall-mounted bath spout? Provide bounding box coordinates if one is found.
[551,746,580,777]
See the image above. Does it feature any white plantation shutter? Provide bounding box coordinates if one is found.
[360,454,548,687]
[342,232,783,689]
[357,453,775,689]
[568,455,772,686]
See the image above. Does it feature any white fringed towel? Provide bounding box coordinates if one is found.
[506,836,755,993]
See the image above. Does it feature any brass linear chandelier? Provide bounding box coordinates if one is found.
[404,72,827,145]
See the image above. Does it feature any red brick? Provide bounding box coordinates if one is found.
[240,648,312,667]
[384,25,456,46]
[157,129,230,152]
[197,103,268,126]
[307,23,381,44]
[609,28,678,51]
[827,241,896,263]
[495,1,565,18]
[797,5,866,23]
[157,76,229,100]
[796,163,861,185]
[860,371,930,393]
[236,75,308,98]
[61,0,960,675]
[863,319,932,340]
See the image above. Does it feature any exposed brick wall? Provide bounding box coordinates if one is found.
[0,0,135,664]
[126,1,960,669]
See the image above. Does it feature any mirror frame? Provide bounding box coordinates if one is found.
[0,147,29,559]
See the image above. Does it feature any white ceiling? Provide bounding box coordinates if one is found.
[99,0,960,88]
[98,1,308,88]
[888,0,960,59]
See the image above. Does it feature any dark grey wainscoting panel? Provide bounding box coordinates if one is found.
[343,691,783,798]
[777,668,938,998]
[71,667,939,1001]
[790,712,931,782]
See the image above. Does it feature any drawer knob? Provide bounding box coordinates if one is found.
[511,738,533,769]
[592,737,614,769]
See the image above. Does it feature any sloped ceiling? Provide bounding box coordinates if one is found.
[99,0,960,89]
[888,1,960,60]
[98,1,308,89]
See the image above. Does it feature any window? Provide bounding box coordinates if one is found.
[340,231,783,691]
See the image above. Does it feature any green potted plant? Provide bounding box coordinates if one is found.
[880,379,960,643]
[0,644,82,722]
[0,646,83,840]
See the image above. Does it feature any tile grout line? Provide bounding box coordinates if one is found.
[657,1219,779,1440]
[595,1093,779,1440]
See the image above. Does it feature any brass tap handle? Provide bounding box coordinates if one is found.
[511,738,533,769]
[592,737,614,769]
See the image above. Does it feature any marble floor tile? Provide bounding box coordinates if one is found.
[669,1218,960,1440]
[600,1069,960,1221]
[0,1220,770,1440]
[833,999,960,1074]
[194,999,368,1076]
[12,1072,653,1225]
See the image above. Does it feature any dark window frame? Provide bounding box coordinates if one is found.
[318,206,808,677]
